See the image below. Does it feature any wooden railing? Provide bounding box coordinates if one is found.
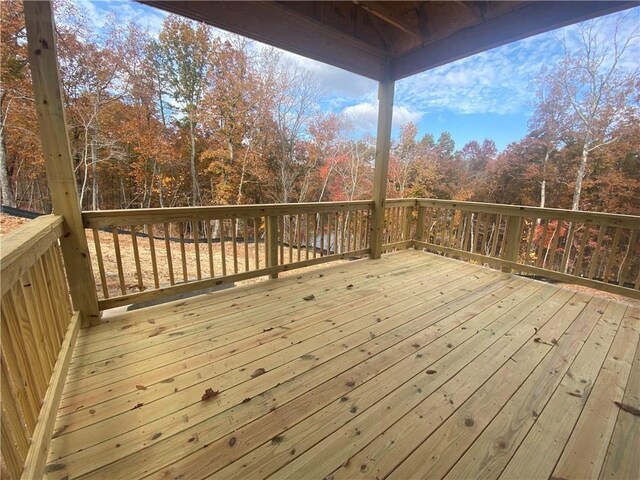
[414,199,640,299]
[0,215,81,479]
[83,201,374,310]
[382,199,415,251]
[82,198,639,309]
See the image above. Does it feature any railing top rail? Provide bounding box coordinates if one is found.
[416,198,640,229]
[1,214,64,296]
[384,199,416,207]
[82,200,374,228]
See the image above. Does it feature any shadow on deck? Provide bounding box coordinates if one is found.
[46,250,639,479]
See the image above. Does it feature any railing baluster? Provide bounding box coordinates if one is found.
[193,219,202,280]
[253,218,260,269]
[147,224,160,289]
[278,215,284,266]
[313,213,319,257]
[220,219,227,276]
[130,225,144,291]
[231,217,239,274]
[243,220,250,272]
[178,222,188,282]
[320,212,326,256]
[490,215,501,258]
[92,228,109,298]
[287,215,293,264]
[296,213,302,261]
[163,222,175,286]
[112,227,126,294]
[547,220,562,269]
[205,219,214,277]
[560,221,575,273]
[535,219,548,268]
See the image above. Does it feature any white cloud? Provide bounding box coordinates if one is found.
[395,8,639,117]
[341,101,423,133]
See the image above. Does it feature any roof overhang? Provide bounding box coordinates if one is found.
[140,1,638,81]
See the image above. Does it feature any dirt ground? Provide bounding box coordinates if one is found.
[1,212,636,306]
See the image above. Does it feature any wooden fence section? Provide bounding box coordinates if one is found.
[414,199,640,299]
[82,201,373,310]
[0,215,80,479]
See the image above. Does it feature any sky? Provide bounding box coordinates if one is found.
[71,0,639,152]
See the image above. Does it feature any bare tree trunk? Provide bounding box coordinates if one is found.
[0,89,16,207]
[572,140,589,211]
[91,136,99,210]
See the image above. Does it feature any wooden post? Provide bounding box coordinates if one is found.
[502,215,523,272]
[369,77,395,259]
[266,215,279,278]
[414,204,425,247]
[24,1,100,327]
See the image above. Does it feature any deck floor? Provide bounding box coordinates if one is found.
[45,250,639,479]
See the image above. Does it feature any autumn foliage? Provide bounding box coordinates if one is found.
[1,1,638,216]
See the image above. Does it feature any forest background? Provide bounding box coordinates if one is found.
[1,1,639,216]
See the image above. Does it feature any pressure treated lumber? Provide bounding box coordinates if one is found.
[369,77,394,260]
[40,251,638,480]
[23,1,100,326]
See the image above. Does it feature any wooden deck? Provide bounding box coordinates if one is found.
[44,250,639,480]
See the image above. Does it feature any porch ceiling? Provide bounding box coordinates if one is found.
[139,1,638,81]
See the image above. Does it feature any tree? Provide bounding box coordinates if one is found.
[389,122,418,197]
[549,16,639,210]
[155,15,213,206]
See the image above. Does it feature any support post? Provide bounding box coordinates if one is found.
[24,1,100,327]
[502,215,523,272]
[266,215,279,278]
[369,77,395,259]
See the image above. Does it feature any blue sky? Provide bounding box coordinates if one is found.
[71,1,639,152]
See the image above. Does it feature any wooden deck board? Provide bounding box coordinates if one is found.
[43,250,639,479]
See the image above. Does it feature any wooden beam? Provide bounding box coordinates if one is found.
[23,1,100,327]
[354,1,426,42]
[392,1,638,80]
[370,76,395,260]
[140,0,389,81]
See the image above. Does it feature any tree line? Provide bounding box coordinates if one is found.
[1,1,638,215]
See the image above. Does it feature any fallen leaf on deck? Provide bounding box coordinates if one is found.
[263,327,274,332]
[131,403,143,410]
[346,284,354,289]
[425,370,437,375]
[319,274,324,277]
[567,391,582,398]
[614,401,640,416]
[201,388,220,401]
[242,397,252,403]
[303,294,315,301]
[135,385,147,390]
[251,368,266,378]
